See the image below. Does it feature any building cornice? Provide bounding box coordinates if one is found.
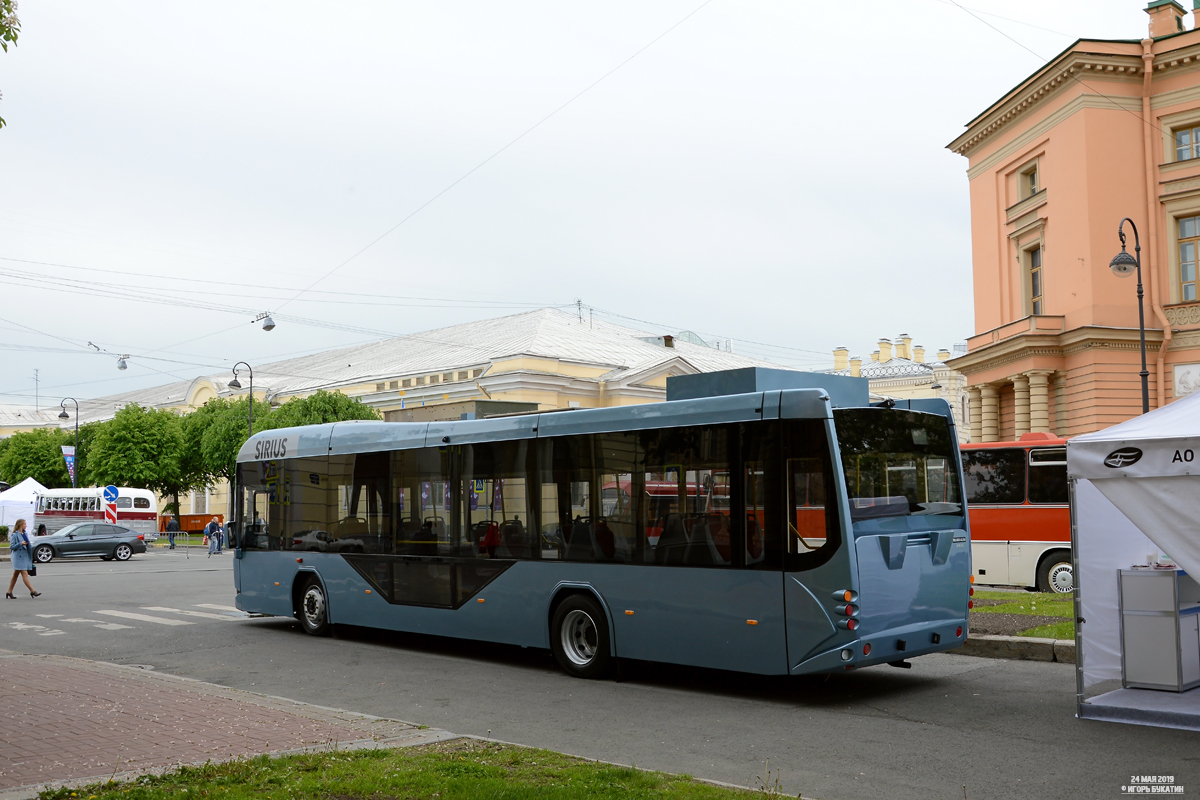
[949,49,1145,157]
[950,325,1166,378]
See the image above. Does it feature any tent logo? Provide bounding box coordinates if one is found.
[1104,447,1143,468]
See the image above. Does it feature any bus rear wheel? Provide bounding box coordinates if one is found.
[551,594,612,679]
[1037,551,1073,594]
[298,576,331,636]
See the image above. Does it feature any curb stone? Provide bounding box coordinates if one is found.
[950,633,1076,663]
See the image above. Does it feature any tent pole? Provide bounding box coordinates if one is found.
[1070,477,1085,719]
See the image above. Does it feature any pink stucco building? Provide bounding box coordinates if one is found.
[948,0,1200,442]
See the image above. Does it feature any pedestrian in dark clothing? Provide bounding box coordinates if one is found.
[166,516,180,549]
[205,517,221,557]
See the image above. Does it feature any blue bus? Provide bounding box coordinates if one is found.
[231,373,971,678]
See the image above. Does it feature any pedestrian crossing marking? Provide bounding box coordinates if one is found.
[95,610,192,626]
[141,606,235,621]
[36,614,63,618]
[8,622,66,635]
[195,604,240,612]
[94,622,133,630]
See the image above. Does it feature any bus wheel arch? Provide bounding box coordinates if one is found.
[547,585,615,679]
[1036,549,1073,594]
[292,571,331,636]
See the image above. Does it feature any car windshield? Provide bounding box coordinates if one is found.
[834,408,963,521]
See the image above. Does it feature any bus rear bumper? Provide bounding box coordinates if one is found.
[791,617,969,675]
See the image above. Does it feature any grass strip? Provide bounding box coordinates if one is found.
[38,739,761,800]
[972,591,1073,618]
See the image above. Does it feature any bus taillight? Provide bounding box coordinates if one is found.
[838,619,857,631]
[833,589,858,603]
[836,604,858,617]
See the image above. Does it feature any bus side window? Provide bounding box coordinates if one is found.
[1028,447,1067,504]
[961,449,1026,504]
[783,420,840,571]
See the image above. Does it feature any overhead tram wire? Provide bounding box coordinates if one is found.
[944,0,1171,139]
[0,256,553,309]
[271,0,715,315]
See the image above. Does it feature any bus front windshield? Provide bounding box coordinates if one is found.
[833,408,963,522]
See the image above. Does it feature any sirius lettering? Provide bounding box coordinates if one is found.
[255,438,288,460]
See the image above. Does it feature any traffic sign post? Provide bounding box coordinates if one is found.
[104,485,118,524]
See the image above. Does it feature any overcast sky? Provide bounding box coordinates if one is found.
[0,1,1157,406]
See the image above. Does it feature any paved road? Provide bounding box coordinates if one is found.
[3,549,1197,800]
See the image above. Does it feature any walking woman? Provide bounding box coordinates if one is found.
[7,518,40,599]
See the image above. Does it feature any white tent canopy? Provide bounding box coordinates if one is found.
[0,476,46,529]
[1068,389,1200,694]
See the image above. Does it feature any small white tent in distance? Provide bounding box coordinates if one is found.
[0,476,47,530]
[1068,388,1200,728]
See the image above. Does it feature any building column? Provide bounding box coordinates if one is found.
[968,386,983,443]
[1028,371,1051,433]
[1011,374,1030,438]
[980,384,999,443]
[1053,372,1068,436]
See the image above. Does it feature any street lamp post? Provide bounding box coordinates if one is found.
[227,362,254,436]
[1109,219,1151,414]
[57,398,79,488]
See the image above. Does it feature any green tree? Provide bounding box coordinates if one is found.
[197,397,274,485]
[87,404,185,497]
[0,0,21,130]
[0,427,72,487]
[267,390,381,428]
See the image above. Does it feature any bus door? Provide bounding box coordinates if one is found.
[832,409,969,642]
[781,420,854,670]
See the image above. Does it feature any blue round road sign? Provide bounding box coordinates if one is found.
[103,485,118,503]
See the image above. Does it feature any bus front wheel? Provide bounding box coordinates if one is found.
[1037,551,1073,594]
[551,594,612,679]
[298,576,331,636]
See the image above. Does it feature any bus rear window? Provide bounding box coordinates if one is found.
[834,408,962,521]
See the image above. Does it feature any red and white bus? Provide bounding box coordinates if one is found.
[34,487,159,539]
[960,432,1071,593]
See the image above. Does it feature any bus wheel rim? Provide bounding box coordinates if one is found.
[303,586,325,626]
[561,609,598,666]
[1049,563,1073,593]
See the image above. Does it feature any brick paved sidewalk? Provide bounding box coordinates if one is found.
[0,650,456,799]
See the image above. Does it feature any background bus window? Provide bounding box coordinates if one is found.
[1027,447,1067,504]
[834,409,963,521]
[961,448,1026,504]
[784,419,840,570]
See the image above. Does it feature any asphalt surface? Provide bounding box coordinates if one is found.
[3,548,1197,800]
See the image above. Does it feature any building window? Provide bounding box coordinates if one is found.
[443,372,454,382]
[375,383,385,392]
[402,378,412,388]
[1177,126,1200,161]
[415,377,425,386]
[473,369,484,378]
[429,375,439,384]
[458,371,468,381]
[1029,246,1044,314]
[389,381,398,390]
[1180,216,1200,301]
[1018,161,1039,200]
